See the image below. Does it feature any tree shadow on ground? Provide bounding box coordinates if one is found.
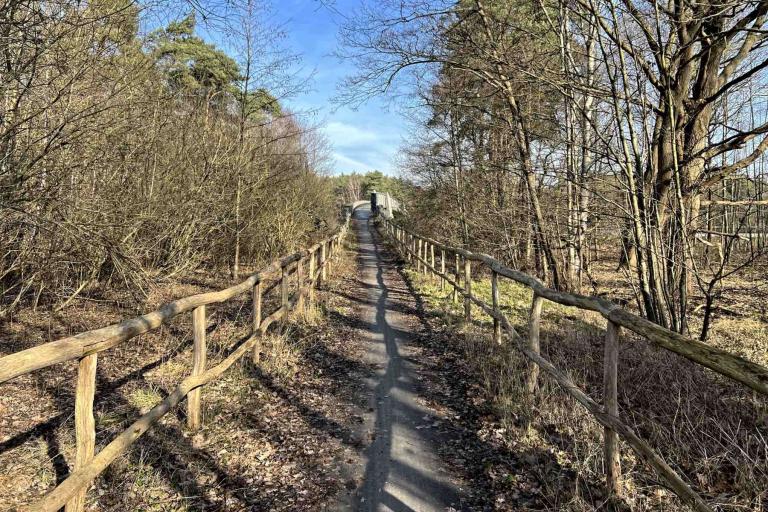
[374,225,628,511]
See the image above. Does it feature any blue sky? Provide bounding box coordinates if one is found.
[280,0,404,175]
[151,0,406,175]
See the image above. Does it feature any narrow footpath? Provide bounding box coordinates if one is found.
[349,206,463,512]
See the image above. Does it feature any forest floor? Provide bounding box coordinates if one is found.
[585,258,768,368]
[0,238,372,510]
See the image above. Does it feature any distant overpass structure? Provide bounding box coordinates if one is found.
[370,190,400,219]
[344,192,401,219]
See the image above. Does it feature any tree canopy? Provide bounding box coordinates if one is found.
[149,14,242,95]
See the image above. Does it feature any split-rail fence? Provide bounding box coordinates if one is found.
[379,216,768,512]
[0,218,350,512]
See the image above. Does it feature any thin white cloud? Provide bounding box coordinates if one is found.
[333,152,376,172]
[326,122,397,174]
[325,121,378,146]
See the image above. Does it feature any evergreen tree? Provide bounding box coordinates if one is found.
[149,13,241,96]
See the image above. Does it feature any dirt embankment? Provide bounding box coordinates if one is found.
[0,241,372,511]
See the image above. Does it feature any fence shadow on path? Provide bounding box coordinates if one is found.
[376,223,627,511]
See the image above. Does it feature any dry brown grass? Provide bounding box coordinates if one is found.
[258,332,302,382]
[407,268,768,511]
[0,233,364,510]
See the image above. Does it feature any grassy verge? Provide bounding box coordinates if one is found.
[400,261,767,511]
[0,232,365,511]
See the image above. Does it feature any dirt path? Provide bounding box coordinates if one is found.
[349,207,463,512]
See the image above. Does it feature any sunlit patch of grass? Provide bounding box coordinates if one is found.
[259,332,300,382]
[145,359,189,387]
[708,316,768,367]
[403,267,575,331]
[130,454,163,490]
[128,387,163,414]
[292,302,326,326]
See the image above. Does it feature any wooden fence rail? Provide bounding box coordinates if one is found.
[379,217,768,512]
[1,218,350,512]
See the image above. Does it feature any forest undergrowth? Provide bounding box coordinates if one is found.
[401,260,768,511]
[0,236,369,511]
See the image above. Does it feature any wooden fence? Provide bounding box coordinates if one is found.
[379,216,768,512]
[0,218,350,512]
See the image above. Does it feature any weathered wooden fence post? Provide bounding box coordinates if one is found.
[281,264,289,312]
[334,235,340,264]
[418,240,424,272]
[405,233,410,261]
[331,237,337,272]
[417,238,423,273]
[327,240,333,277]
[430,243,435,282]
[320,242,327,285]
[252,280,262,363]
[408,234,412,262]
[604,321,622,496]
[453,253,460,303]
[492,270,501,344]
[187,305,206,430]
[463,257,472,321]
[440,249,446,290]
[526,294,544,397]
[308,248,316,306]
[296,256,305,311]
[66,353,97,512]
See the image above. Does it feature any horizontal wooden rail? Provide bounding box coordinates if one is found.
[23,307,288,512]
[4,219,350,512]
[383,222,768,396]
[378,217,768,512]
[0,235,343,385]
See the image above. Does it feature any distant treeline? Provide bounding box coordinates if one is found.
[330,170,414,207]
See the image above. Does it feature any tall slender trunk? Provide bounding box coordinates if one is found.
[233,175,241,279]
[475,0,563,289]
[449,108,470,246]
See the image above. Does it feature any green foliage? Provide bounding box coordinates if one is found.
[330,171,413,205]
[244,88,282,119]
[361,170,385,195]
[146,14,284,120]
[149,13,241,94]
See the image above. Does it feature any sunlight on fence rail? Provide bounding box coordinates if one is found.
[378,215,768,512]
[0,218,350,512]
